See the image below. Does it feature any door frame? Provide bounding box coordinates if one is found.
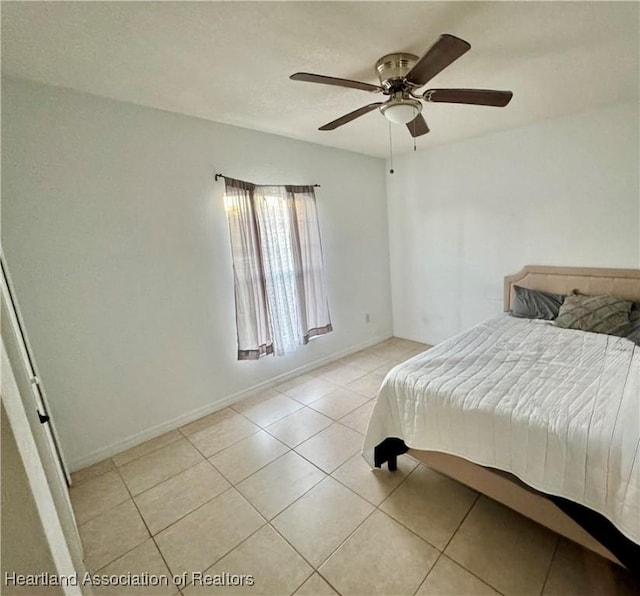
[2,341,84,595]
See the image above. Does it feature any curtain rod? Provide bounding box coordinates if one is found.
[214,173,320,188]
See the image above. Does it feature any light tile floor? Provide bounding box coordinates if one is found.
[71,338,639,595]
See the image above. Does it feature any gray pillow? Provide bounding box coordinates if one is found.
[553,294,632,335]
[613,320,640,345]
[510,285,565,320]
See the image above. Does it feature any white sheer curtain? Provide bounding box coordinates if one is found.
[224,178,332,359]
[224,180,273,359]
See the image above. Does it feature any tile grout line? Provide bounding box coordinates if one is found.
[261,405,335,448]
[177,516,271,592]
[367,465,505,596]
[112,432,184,470]
[313,571,343,596]
[225,447,330,525]
[69,470,131,526]
[410,552,444,596]
[207,443,291,486]
[204,435,323,492]
[288,439,363,477]
[256,406,335,449]
[83,454,407,591]
[142,485,236,547]
[208,519,321,596]
[408,488,481,596]
[294,572,343,596]
[365,463,444,550]
[71,336,596,596]
[371,504,442,552]
[180,413,264,461]
[440,492,480,553]
[70,364,321,478]
[306,394,373,422]
[119,448,208,500]
[407,487,476,596]
[95,445,501,590]
[71,342,422,586]
[86,465,169,578]
[117,466,273,593]
[69,458,117,487]
[270,501,380,595]
[539,536,560,596]
[216,457,376,578]
[176,458,378,594]
[316,506,379,571]
[297,462,435,592]
[333,415,372,435]
[327,452,416,508]
[111,447,254,557]
[69,338,407,478]
[312,459,439,595]
[431,493,507,596]
[99,455,483,596]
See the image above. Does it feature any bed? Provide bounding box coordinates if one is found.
[363,265,640,568]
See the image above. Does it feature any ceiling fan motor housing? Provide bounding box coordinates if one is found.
[375,53,419,90]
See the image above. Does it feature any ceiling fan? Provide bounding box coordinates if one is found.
[290,34,513,137]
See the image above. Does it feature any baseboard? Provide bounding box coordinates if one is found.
[68,332,392,472]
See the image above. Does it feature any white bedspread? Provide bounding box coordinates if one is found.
[363,315,640,545]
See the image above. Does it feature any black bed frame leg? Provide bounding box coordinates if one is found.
[374,438,408,471]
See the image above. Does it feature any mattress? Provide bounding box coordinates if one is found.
[363,314,640,545]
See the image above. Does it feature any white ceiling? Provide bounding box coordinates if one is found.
[2,1,638,158]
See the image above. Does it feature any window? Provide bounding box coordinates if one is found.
[224,178,332,359]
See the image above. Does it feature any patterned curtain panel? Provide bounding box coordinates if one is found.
[223,179,274,359]
[224,178,332,359]
[285,186,333,343]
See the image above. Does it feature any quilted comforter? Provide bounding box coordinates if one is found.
[363,315,640,545]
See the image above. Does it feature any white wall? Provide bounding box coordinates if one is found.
[388,102,640,345]
[2,77,392,470]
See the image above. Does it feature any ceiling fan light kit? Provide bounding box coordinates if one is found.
[380,98,422,124]
[290,33,513,138]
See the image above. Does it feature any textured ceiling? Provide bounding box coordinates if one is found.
[2,1,638,158]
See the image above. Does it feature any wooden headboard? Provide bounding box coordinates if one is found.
[504,266,640,311]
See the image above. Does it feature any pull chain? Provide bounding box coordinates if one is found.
[388,121,394,174]
[413,106,417,152]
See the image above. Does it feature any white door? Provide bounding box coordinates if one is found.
[1,253,85,576]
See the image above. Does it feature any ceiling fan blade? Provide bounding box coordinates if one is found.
[290,72,382,93]
[405,34,471,87]
[424,88,513,106]
[406,113,429,137]
[319,103,384,130]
